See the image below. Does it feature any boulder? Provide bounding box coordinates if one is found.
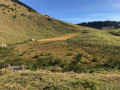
[1,44,7,48]
[29,38,35,41]
[2,64,27,72]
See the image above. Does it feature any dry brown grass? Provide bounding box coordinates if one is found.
[0,70,120,90]
[15,41,92,61]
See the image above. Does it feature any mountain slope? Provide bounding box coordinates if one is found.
[0,0,83,44]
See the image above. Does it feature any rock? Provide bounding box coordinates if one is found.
[2,64,27,72]
[1,44,7,48]
[29,38,35,41]
[2,64,11,68]
[43,14,50,17]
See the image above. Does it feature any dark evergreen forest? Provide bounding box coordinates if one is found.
[77,21,120,29]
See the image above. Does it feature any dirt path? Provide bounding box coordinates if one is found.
[38,33,80,42]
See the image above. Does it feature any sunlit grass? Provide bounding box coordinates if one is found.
[0,70,120,90]
[0,0,83,44]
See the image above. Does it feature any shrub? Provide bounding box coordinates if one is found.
[68,53,85,73]
[62,63,69,72]
[13,3,17,7]
[92,58,98,62]
[27,55,64,71]
[9,8,15,11]
[19,51,27,56]
[40,53,43,56]
[104,58,120,69]
[71,81,82,89]
[52,59,62,66]
[3,12,5,14]
[13,15,16,18]
[52,66,62,72]
[66,53,73,56]
[81,80,97,90]
[45,53,52,56]
[47,18,52,22]
[0,68,10,75]
[74,53,83,62]
[89,70,94,73]
[33,55,39,59]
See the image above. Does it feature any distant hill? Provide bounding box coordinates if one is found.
[0,0,82,44]
[77,21,120,29]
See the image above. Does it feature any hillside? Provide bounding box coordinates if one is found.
[0,0,83,44]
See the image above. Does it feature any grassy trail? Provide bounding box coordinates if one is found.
[37,33,80,42]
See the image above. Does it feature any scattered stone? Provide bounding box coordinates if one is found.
[21,13,26,16]
[43,14,50,17]
[1,43,7,48]
[29,38,35,41]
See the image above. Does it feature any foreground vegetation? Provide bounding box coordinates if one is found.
[0,70,120,90]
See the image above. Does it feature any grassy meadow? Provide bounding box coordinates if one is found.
[1,0,120,90]
[0,28,120,73]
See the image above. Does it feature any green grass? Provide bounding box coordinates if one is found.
[67,28,120,58]
[68,28,120,46]
[109,29,120,36]
[65,28,120,72]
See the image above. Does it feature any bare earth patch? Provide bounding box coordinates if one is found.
[38,33,80,42]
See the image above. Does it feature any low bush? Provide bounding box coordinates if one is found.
[13,15,16,18]
[68,53,90,73]
[45,53,52,56]
[66,53,72,56]
[104,58,120,69]
[92,58,98,62]
[33,55,39,59]
[81,80,98,90]
[74,53,83,62]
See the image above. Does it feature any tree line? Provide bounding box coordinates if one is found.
[77,21,120,29]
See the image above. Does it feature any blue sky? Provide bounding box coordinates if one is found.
[20,0,120,24]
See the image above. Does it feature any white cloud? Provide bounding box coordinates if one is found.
[111,2,120,9]
[106,0,120,10]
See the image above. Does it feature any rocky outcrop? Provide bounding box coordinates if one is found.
[2,64,27,72]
